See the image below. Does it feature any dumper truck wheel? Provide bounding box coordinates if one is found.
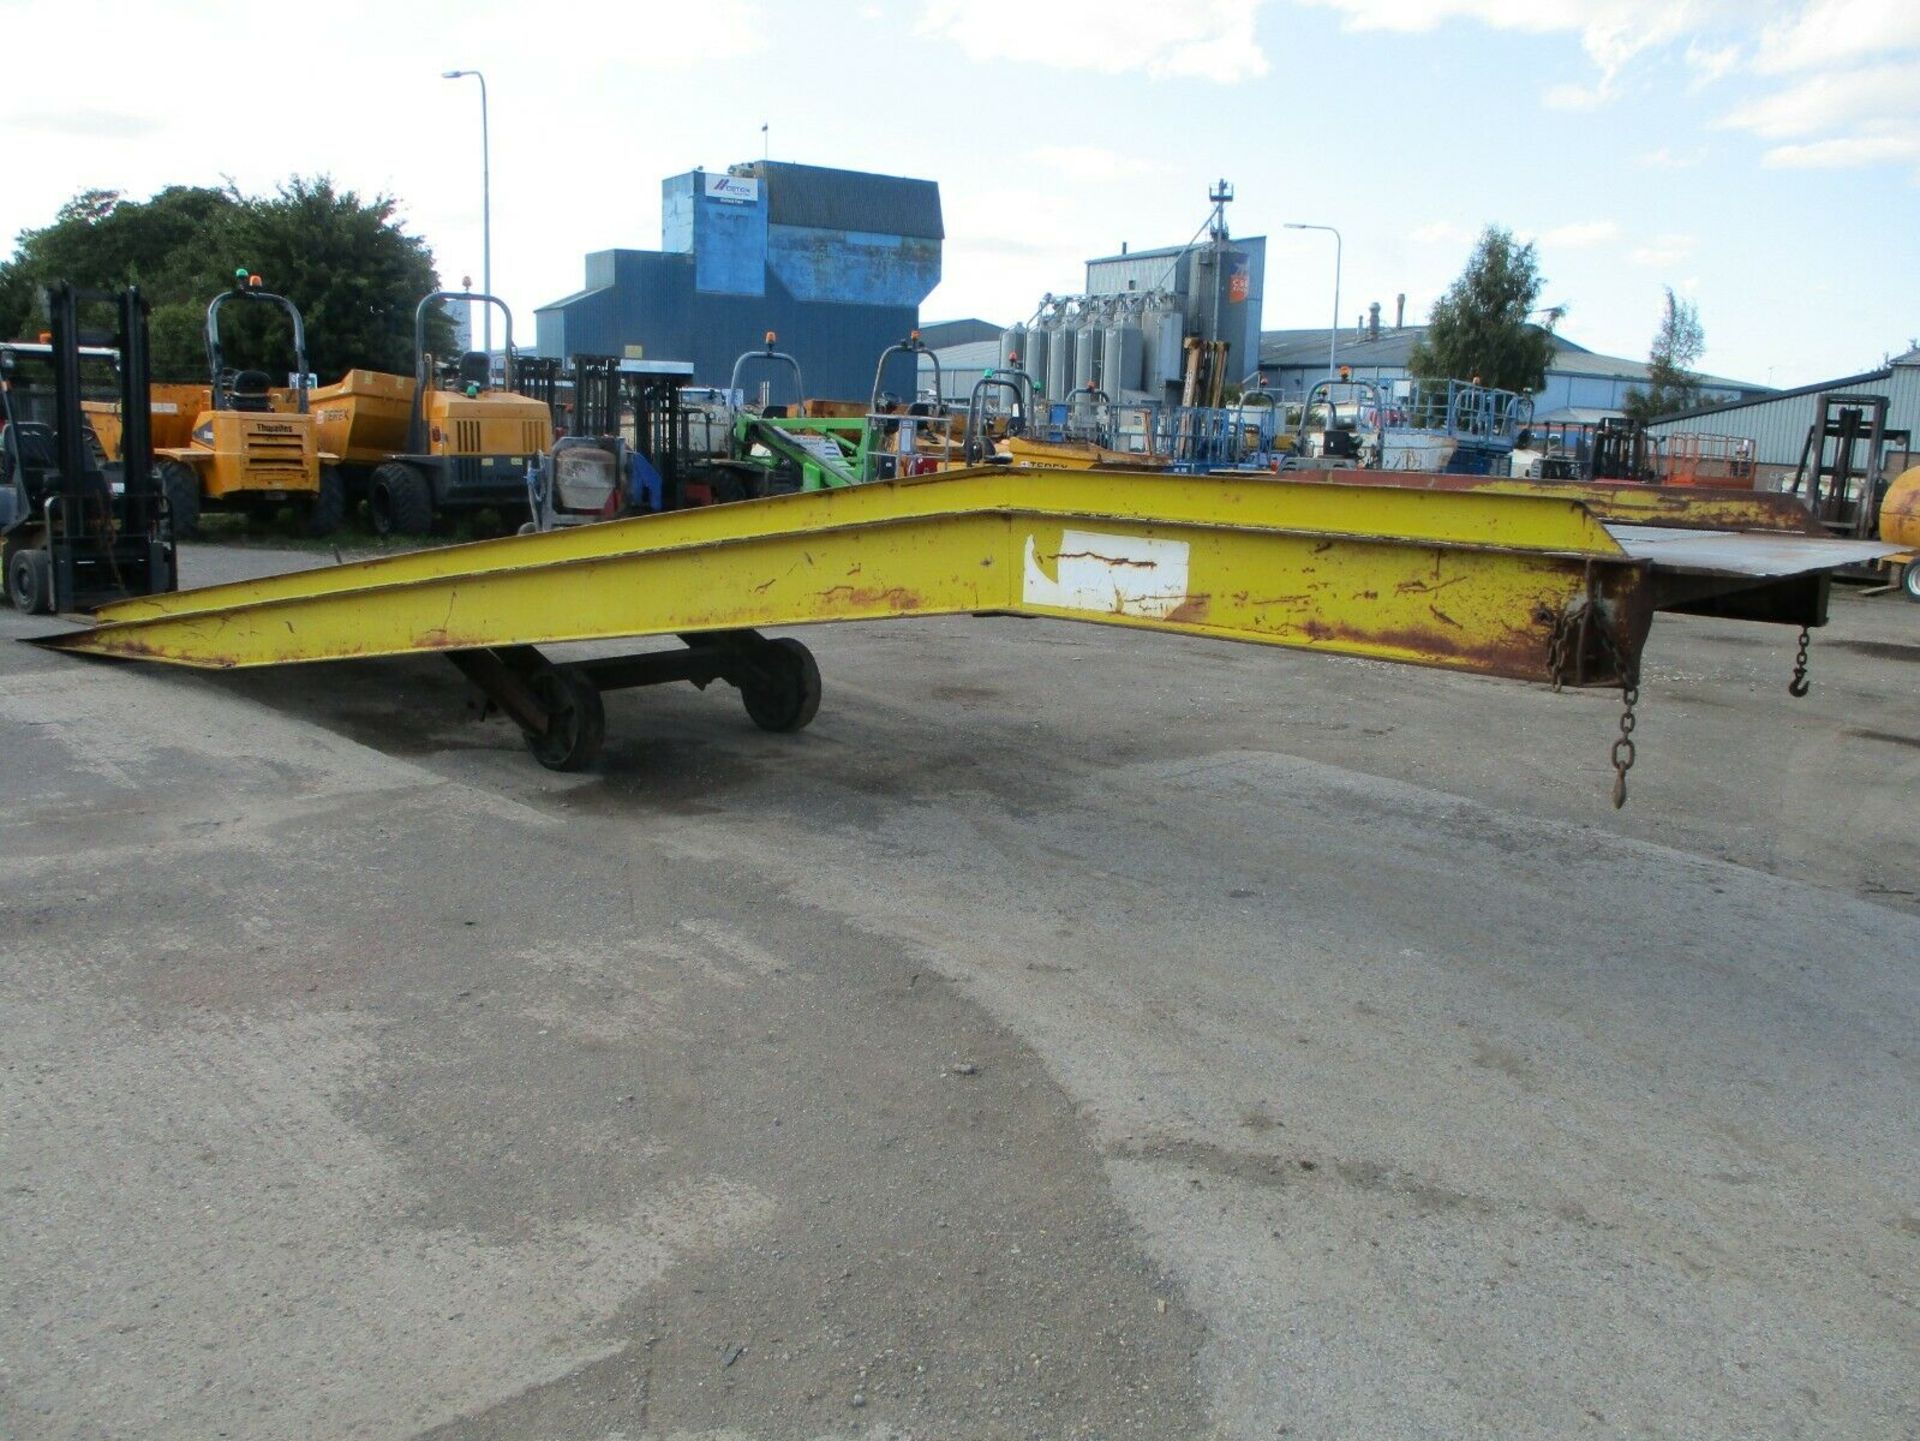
[369,463,433,537]
[522,666,605,771]
[305,467,346,537]
[7,545,53,614]
[739,637,822,733]
[158,460,201,538]
[1903,559,1920,603]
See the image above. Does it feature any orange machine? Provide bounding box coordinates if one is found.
[310,289,550,535]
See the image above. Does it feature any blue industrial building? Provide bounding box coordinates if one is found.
[535,161,942,403]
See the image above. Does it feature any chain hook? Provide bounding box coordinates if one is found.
[1787,626,1811,698]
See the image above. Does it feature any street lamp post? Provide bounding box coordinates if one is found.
[441,69,490,361]
[1285,222,1342,381]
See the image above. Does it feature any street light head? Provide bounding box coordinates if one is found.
[441,69,468,79]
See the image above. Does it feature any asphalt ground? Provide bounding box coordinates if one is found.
[2,539,1916,1440]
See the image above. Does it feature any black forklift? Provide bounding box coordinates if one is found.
[2,283,174,614]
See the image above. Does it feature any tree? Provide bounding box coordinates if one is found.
[1623,288,1705,422]
[0,177,448,382]
[1408,226,1557,394]
[0,186,241,377]
[227,177,449,380]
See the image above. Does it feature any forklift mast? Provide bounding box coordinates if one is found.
[3,281,173,613]
[50,281,155,532]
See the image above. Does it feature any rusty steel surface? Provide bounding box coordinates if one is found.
[1284,468,1827,534]
[1880,465,1920,551]
[1609,526,1902,577]
[42,467,1634,682]
[34,465,1871,689]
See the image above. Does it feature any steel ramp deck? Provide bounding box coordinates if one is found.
[40,466,1881,683]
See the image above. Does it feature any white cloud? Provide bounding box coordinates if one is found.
[1685,39,1742,86]
[917,0,1270,81]
[1410,220,1474,245]
[1638,145,1706,169]
[1300,0,1738,101]
[1630,234,1697,268]
[1543,82,1606,111]
[1720,61,1919,139]
[1029,145,1170,182]
[1762,130,1920,169]
[1541,220,1622,248]
[1752,0,1920,73]
[1308,1,1920,184]
[4,109,160,140]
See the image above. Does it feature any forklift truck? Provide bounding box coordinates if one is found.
[2,283,174,613]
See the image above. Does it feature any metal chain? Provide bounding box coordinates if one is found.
[1788,626,1811,698]
[1545,601,1588,694]
[1610,669,1639,809]
[1590,619,1641,809]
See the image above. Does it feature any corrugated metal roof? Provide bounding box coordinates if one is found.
[736,161,943,240]
[1260,329,1423,369]
[920,318,1004,348]
[1086,243,1190,264]
[535,285,610,314]
[1535,406,1620,425]
[1646,366,1891,425]
[921,338,1004,397]
[1256,324,1763,390]
[1644,361,1919,467]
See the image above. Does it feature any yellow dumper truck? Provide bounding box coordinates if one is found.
[153,274,340,536]
[311,290,550,535]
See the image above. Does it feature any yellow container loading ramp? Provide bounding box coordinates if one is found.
[39,466,1897,803]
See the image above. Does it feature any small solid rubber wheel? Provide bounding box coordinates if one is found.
[740,637,821,733]
[304,466,346,537]
[522,667,605,771]
[7,546,53,614]
[158,460,201,538]
[369,462,433,537]
[1903,559,1920,603]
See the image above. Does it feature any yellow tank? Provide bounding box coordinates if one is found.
[1881,465,1920,550]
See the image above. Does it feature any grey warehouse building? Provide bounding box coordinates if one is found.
[1258,318,1769,423]
[536,161,943,403]
[1646,348,1920,485]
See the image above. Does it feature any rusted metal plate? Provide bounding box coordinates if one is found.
[33,466,1879,691]
[1284,468,1826,534]
[1609,526,1901,577]
[42,467,1630,682]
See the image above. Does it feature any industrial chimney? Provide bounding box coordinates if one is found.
[1395,293,1406,330]
[1368,302,1381,341]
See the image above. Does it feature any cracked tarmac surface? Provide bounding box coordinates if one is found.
[3,541,1916,1438]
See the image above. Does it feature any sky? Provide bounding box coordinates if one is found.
[5,0,1916,388]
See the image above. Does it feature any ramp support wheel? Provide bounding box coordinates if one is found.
[448,632,820,770]
[448,647,605,771]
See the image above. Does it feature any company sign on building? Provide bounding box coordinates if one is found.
[704,174,760,204]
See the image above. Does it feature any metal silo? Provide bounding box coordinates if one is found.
[1045,306,1075,400]
[1103,304,1144,396]
[1075,304,1105,393]
[1024,322,1050,395]
[1000,322,1027,376]
[1147,293,1186,396]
